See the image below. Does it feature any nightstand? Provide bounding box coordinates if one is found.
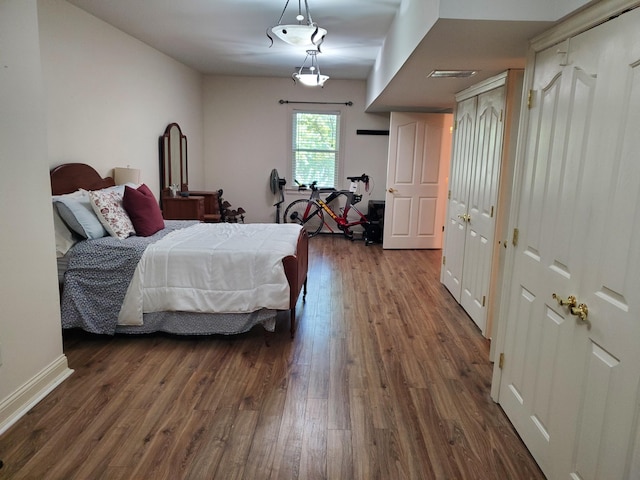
[162,196,205,221]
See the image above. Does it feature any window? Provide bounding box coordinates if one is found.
[291,110,340,188]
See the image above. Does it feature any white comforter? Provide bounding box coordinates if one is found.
[118,222,302,325]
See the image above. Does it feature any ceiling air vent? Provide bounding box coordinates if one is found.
[428,70,478,78]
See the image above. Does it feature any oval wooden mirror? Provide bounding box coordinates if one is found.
[160,122,188,196]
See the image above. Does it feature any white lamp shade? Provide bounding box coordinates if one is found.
[113,167,141,185]
[271,24,327,46]
[295,73,329,87]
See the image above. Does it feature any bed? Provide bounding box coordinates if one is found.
[51,163,308,337]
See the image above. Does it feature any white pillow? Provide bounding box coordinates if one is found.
[53,205,78,257]
[89,188,135,239]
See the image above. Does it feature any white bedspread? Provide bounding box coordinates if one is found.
[118,223,302,325]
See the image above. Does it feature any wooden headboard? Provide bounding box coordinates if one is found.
[50,163,115,195]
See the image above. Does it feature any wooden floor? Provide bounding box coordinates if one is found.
[0,235,545,480]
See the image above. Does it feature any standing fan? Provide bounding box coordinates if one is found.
[270,169,287,223]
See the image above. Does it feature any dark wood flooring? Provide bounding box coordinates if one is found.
[0,234,545,479]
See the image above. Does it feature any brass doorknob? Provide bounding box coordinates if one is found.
[552,293,577,308]
[457,213,471,222]
[570,303,589,321]
[553,293,590,327]
[388,188,396,193]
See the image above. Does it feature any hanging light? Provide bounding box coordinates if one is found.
[293,49,329,87]
[267,0,327,49]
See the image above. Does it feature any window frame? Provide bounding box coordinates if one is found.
[287,106,345,190]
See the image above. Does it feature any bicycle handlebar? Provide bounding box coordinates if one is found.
[294,179,311,191]
[346,174,369,183]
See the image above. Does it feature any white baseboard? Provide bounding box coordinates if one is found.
[0,355,73,435]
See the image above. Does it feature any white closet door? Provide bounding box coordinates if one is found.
[441,97,476,299]
[497,7,640,479]
[459,87,505,333]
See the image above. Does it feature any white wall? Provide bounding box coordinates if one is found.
[0,0,207,433]
[366,0,591,109]
[38,0,204,197]
[438,0,592,20]
[203,76,391,223]
[367,0,440,111]
[0,0,72,434]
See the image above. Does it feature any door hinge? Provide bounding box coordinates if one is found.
[499,353,505,369]
[442,225,445,232]
[490,205,494,218]
[482,295,486,307]
[499,109,503,122]
[448,190,451,200]
[453,120,457,130]
[442,255,446,265]
[512,228,519,247]
[527,89,534,109]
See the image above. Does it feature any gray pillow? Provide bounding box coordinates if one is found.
[55,192,107,239]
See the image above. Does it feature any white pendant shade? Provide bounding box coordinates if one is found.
[293,49,329,87]
[268,0,327,49]
[294,73,329,87]
[271,24,327,47]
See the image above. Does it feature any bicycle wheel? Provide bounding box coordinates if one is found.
[284,199,324,237]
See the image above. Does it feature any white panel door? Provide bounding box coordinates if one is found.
[441,97,476,299]
[497,7,640,479]
[383,113,452,249]
[498,40,587,475]
[459,87,506,332]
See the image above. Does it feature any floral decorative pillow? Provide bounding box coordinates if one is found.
[89,188,135,239]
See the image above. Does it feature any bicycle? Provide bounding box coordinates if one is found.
[283,174,374,243]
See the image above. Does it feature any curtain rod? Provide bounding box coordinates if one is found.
[279,100,353,106]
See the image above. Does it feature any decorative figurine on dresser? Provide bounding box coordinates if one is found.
[159,123,221,222]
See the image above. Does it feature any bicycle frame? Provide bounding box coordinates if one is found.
[285,174,374,242]
[305,188,368,234]
[320,195,367,232]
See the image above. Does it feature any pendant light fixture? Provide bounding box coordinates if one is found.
[293,49,329,87]
[267,0,327,49]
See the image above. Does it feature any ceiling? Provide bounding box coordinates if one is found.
[65,0,562,112]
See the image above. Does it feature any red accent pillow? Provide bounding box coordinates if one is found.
[122,184,165,236]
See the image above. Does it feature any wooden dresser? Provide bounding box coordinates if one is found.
[188,190,222,223]
[162,196,205,221]
[162,190,221,222]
